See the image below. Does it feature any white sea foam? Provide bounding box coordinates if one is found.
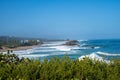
[79,53,103,61]
[78,40,88,42]
[13,49,34,55]
[80,43,101,49]
[94,46,100,49]
[48,45,80,51]
[13,49,58,55]
[80,43,87,47]
[11,40,80,59]
[41,41,67,46]
[13,45,80,57]
[55,46,71,51]
[39,40,81,52]
[79,53,110,63]
[18,54,50,58]
[96,51,120,56]
[18,50,77,59]
[13,45,79,59]
[77,47,99,50]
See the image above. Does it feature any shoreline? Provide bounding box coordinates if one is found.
[0,45,39,52]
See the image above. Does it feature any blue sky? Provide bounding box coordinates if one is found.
[0,0,120,39]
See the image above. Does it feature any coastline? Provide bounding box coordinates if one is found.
[0,45,38,52]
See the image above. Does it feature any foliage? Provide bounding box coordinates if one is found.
[0,36,43,48]
[0,53,120,80]
[0,36,20,48]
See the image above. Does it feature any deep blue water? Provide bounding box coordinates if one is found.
[82,39,120,54]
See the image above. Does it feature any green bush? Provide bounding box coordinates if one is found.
[0,53,120,80]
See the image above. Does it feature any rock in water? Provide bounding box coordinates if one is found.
[65,40,79,46]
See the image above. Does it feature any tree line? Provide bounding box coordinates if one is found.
[0,36,43,49]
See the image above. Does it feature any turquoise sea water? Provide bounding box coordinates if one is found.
[13,39,120,61]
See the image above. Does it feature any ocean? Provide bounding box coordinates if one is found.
[13,39,120,61]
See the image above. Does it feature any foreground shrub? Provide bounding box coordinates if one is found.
[0,53,120,80]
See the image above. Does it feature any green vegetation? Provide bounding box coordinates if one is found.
[0,36,20,48]
[0,53,120,80]
[0,36,43,48]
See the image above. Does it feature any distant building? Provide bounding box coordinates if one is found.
[20,40,24,44]
[24,40,29,43]
[20,40,29,44]
[37,40,40,43]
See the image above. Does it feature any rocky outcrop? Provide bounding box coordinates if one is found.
[64,40,79,46]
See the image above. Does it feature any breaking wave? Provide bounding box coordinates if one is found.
[96,51,120,56]
[79,52,110,63]
[8,39,120,61]
[18,50,77,59]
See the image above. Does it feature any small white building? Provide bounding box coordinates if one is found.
[24,40,29,43]
[37,40,40,43]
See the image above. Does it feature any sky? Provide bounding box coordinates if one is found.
[0,0,120,39]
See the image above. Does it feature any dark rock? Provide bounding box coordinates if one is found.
[64,40,79,46]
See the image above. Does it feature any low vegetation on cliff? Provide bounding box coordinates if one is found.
[0,52,120,80]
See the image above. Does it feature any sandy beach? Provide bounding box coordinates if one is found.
[0,45,38,52]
